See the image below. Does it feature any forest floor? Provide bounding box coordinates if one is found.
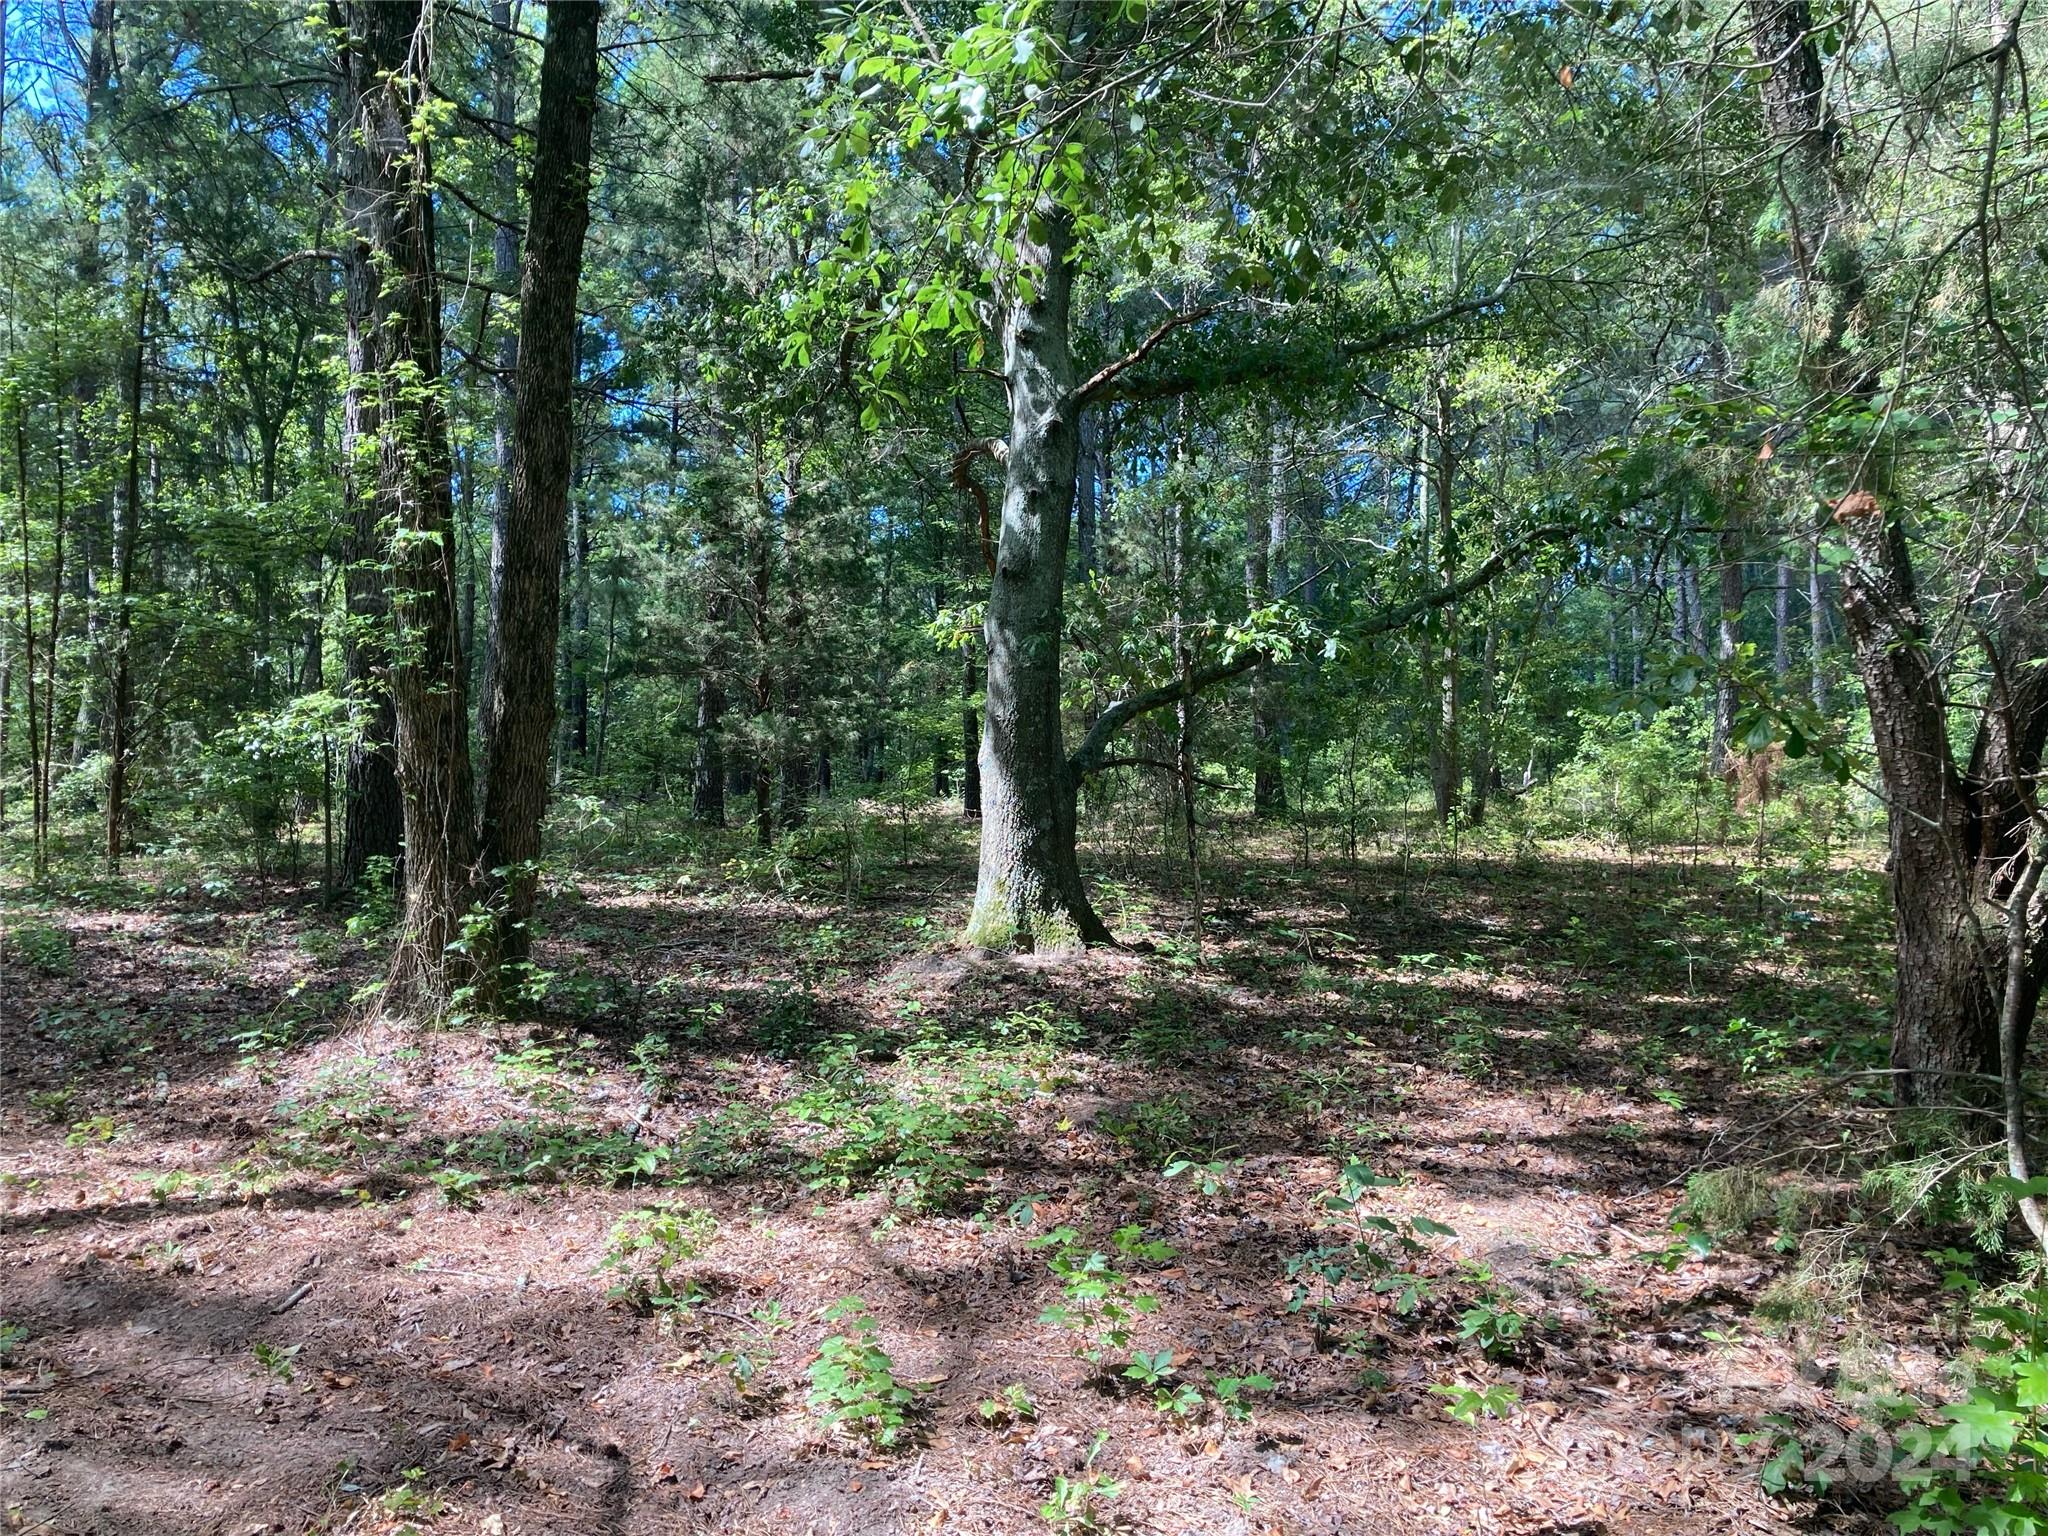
[0,813,1980,1535]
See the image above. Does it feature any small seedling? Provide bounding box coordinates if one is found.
[1213,1373,1275,1424]
[1455,1263,1531,1360]
[429,1167,487,1209]
[252,1341,302,1382]
[978,1381,1038,1425]
[1034,1224,1174,1373]
[807,1297,918,1448]
[379,1467,447,1519]
[598,1202,717,1313]
[1039,1430,1121,1531]
[1431,1380,1519,1424]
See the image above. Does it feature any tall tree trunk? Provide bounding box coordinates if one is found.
[1095,408,1116,578]
[777,449,813,828]
[1773,556,1792,680]
[1249,419,1286,816]
[479,0,599,978]
[1170,434,1198,888]
[745,433,774,846]
[1808,533,1828,710]
[1682,556,1706,658]
[476,0,521,753]
[336,53,402,900]
[1709,529,1742,777]
[1748,0,2045,1100]
[105,242,150,870]
[339,0,481,1009]
[63,0,112,791]
[1075,406,1099,580]
[13,408,44,873]
[960,650,982,820]
[568,496,591,758]
[957,456,985,820]
[1468,615,1498,824]
[1428,368,1460,824]
[691,652,726,824]
[961,209,1108,950]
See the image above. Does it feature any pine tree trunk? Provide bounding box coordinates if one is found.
[777,450,813,830]
[1075,407,1098,580]
[962,209,1107,951]
[1249,419,1286,816]
[568,499,591,758]
[692,651,727,825]
[1428,373,1460,824]
[339,0,480,1009]
[478,0,599,977]
[104,244,150,870]
[337,150,402,899]
[1773,557,1792,679]
[475,0,521,754]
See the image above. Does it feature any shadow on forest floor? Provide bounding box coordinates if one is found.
[0,821,1931,1535]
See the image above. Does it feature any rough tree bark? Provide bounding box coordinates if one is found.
[339,0,481,1008]
[1249,419,1286,817]
[104,243,150,870]
[479,0,600,978]
[1427,367,1461,824]
[1750,0,2047,1100]
[336,69,403,900]
[475,0,521,754]
[691,625,728,824]
[961,209,1109,950]
[1075,406,1099,580]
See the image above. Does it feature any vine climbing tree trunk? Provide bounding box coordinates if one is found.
[339,0,481,1010]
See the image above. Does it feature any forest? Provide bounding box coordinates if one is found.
[1,0,2046,1531]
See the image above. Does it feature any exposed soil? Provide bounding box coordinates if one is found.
[0,827,1946,1534]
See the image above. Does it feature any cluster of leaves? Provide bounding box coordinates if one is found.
[597,1201,718,1316]
[1284,1162,1457,1345]
[806,1297,920,1448]
[785,1036,1026,1209]
[1033,1223,1173,1373]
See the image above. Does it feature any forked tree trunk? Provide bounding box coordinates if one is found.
[479,0,600,976]
[1836,497,2005,1096]
[962,210,1109,951]
[340,0,481,1008]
